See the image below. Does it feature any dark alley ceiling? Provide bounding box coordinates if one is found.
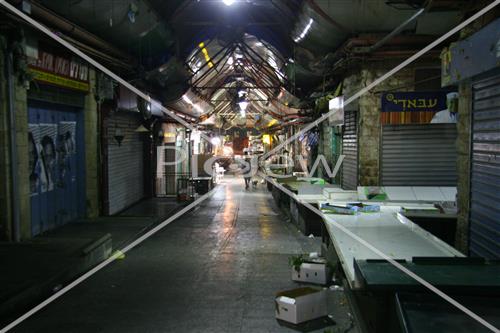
[25,0,474,126]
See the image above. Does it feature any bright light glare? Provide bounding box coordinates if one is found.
[227,56,234,65]
[223,0,235,6]
[240,110,246,118]
[238,101,248,111]
[223,146,233,156]
[193,104,203,113]
[210,136,222,146]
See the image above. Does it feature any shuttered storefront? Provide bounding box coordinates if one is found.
[341,111,358,190]
[381,124,457,186]
[470,73,500,259]
[107,112,145,215]
[28,100,85,236]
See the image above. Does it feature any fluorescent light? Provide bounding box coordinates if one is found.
[223,0,235,6]
[294,18,313,43]
[182,94,192,104]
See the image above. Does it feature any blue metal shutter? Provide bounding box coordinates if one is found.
[28,101,85,236]
[470,73,500,259]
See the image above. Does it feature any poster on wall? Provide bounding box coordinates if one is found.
[58,121,77,182]
[39,124,58,192]
[29,124,42,195]
[28,122,77,195]
[380,91,454,125]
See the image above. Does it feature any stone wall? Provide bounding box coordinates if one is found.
[0,41,12,240]
[343,65,415,186]
[455,82,472,253]
[84,69,99,219]
[14,73,30,239]
[0,45,30,240]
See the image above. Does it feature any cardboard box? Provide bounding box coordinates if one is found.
[291,261,332,285]
[275,287,327,324]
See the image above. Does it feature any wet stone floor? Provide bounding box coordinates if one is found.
[12,177,356,333]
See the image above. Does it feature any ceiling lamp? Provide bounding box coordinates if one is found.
[135,124,149,133]
[223,0,235,6]
[210,136,222,146]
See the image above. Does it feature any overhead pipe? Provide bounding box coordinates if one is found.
[366,7,426,53]
[26,1,133,64]
[306,0,351,34]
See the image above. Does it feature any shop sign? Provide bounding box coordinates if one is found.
[381,92,447,113]
[28,50,89,92]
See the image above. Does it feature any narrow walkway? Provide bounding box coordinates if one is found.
[0,198,182,327]
[11,178,322,333]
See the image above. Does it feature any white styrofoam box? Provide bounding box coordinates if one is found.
[323,187,344,197]
[328,190,358,201]
[275,288,327,324]
[298,184,325,195]
[292,262,332,285]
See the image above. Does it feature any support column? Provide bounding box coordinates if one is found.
[0,38,12,240]
[84,69,99,219]
[455,82,472,253]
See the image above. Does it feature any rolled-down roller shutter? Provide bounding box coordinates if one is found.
[381,124,457,186]
[341,111,358,190]
[470,73,500,259]
[107,112,145,215]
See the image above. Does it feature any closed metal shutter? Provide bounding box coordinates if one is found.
[470,73,500,259]
[107,112,145,215]
[28,101,85,235]
[381,124,457,186]
[342,111,358,190]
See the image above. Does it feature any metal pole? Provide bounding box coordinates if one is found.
[368,8,425,53]
[6,52,21,242]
